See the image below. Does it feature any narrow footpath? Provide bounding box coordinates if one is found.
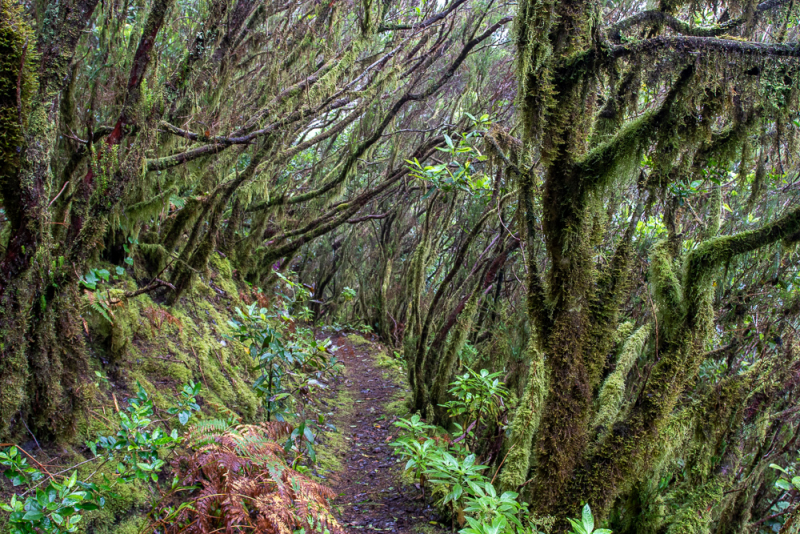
[315,332,444,534]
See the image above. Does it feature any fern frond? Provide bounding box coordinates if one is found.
[165,418,344,534]
[143,305,182,332]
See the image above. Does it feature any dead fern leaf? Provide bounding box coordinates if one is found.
[143,305,183,333]
[164,419,344,534]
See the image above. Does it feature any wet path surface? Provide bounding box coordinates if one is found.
[318,333,443,534]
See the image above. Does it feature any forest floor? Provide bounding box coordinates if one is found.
[315,331,445,534]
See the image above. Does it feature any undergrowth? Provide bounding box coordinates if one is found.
[391,369,613,534]
[0,267,344,533]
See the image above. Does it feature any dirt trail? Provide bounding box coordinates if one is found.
[316,332,443,533]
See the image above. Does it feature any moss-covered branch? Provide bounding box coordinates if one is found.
[684,204,800,321]
[606,0,793,42]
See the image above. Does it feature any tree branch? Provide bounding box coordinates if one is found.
[607,0,793,41]
[610,35,800,60]
[378,0,470,32]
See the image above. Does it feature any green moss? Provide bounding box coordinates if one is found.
[499,340,549,492]
[0,0,36,230]
[315,386,357,476]
[208,250,233,279]
[347,333,372,346]
[593,324,652,434]
[430,287,481,423]
[412,522,446,534]
[83,467,149,534]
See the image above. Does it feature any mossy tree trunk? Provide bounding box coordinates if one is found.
[496,0,800,526]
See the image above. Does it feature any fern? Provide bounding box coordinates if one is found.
[163,420,343,534]
[143,305,183,332]
[84,289,116,324]
[205,400,244,425]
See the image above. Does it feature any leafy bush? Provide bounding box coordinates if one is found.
[87,383,193,483]
[0,383,197,534]
[391,372,609,534]
[442,367,509,437]
[567,504,610,534]
[228,302,339,423]
[0,448,106,534]
[461,481,532,534]
[1,376,342,534]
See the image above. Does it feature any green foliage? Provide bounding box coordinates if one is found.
[227,301,338,421]
[166,380,202,426]
[393,372,548,532]
[0,383,198,533]
[406,123,491,195]
[86,382,195,483]
[461,481,531,534]
[341,286,357,301]
[441,368,510,432]
[391,412,560,534]
[0,448,105,534]
[568,505,610,534]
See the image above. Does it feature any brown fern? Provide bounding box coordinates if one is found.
[164,421,343,534]
[240,289,270,309]
[143,305,183,333]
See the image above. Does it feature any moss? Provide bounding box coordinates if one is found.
[593,324,652,434]
[208,250,233,279]
[650,241,685,340]
[82,465,149,534]
[412,522,446,534]
[499,339,549,492]
[347,333,372,346]
[377,257,393,343]
[315,386,357,476]
[663,480,723,534]
[385,397,409,417]
[0,0,36,230]
[430,287,481,423]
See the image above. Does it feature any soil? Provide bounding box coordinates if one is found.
[317,332,446,534]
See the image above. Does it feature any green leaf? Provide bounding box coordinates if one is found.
[582,503,594,533]
[22,510,44,521]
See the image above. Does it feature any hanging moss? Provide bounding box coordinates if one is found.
[593,323,652,435]
[683,204,800,322]
[499,338,549,491]
[650,241,685,341]
[430,285,481,423]
[162,196,206,252]
[124,185,177,224]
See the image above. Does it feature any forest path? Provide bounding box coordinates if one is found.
[316,332,442,534]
